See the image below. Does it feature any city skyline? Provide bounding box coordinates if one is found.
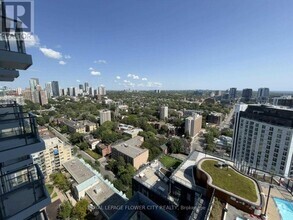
[0,0,293,91]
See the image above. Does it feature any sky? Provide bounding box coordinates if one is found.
[1,0,293,91]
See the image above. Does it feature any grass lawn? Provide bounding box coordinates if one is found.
[46,184,54,195]
[85,149,102,160]
[201,160,258,202]
[52,192,58,198]
[159,155,182,169]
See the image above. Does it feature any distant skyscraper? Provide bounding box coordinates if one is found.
[61,88,66,96]
[89,87,93,96]
[39,90,48,106]
[67,88,70,96]
[242,88,253,101]
[257,88,269,103]
[160,106,168,120]
[16,87,22,95]
[84,82,89,92]
[45,82,52,99]
[98,86,106,95]
[22,88,32,101]
[100,110,111,125]
[229,88,237,100]
[29,78,39,92]
[51,81,60,97]
[79,84,84,91]
[273,96,293,108]
[72,87,79,97]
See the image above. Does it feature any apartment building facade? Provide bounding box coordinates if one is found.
[232,104,293,177]
[185,113,202,137]
[31,130,72,178]
[111,136,148,169]
[99,109,111,125]
[160,106,168,120]
[0,1,50,218]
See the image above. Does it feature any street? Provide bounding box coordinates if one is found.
[219,105,235,130]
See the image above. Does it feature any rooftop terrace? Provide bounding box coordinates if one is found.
[170,151,233,189]
[134,160,169,199]
[198,159,260,204]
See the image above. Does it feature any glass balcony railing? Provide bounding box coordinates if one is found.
[25,210,48,220]
[0,164,50,219]
[0,103,41,152]
[0,16,27,54]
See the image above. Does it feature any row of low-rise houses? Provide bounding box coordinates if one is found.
[56,118,97,133]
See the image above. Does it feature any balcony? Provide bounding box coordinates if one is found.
[0,164,51,220]
[0,15,33,81]
[24,210,48,220]
[0,103,45,162]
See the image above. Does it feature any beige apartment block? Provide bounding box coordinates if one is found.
[111,136,149,169]
[31,130,72,178]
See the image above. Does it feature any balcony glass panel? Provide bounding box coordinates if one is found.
[0,165,49,219]
[0,16,26,54]
[0,105,40,152]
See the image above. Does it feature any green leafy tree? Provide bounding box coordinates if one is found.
[69,133,84,145]
[60,125,68,134]
[58,201,72,220]
[221,128,233,137]
[77,142,88,150]
[37,117,46,126]
[167,138,182,153]
[72,199,89,220]
[50,173,70,192]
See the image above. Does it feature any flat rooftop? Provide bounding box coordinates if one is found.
[64,158,128,218]
[63,158,95,184]
[112,136,147,158]
[134,161,169,198]
[39,130,55,139]
[170,151,233,189]
[86,182,126,218]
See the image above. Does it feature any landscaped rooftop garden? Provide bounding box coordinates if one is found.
[201,159,258,203]
[159,155,182,169]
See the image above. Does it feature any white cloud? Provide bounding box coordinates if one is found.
[127,74,139,80]
[123,80,130,83]
[39,47,62,59]
[94,60,107,64]
[24,33,40,48]
[142,78,147,81]
[59,60,66,65]
[76,80,80,82]
[116,76,121,79]
[91,70,101,76]
[64,55,71,59]
[89,67,94,71]
[146,82,163,88]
